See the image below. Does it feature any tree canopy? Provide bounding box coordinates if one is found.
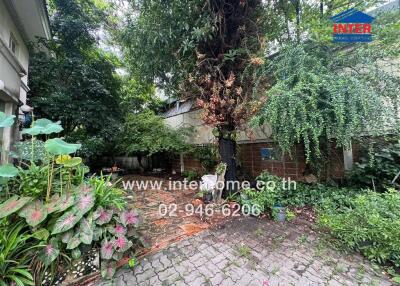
[28,0,122,158]
[116,111,190,168]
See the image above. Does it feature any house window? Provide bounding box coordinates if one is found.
[8,33,18,56]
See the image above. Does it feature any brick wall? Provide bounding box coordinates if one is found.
[169,141,357,180]
[170,154,204,174]
[238,142,307,180]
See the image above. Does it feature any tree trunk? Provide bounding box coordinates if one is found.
[136,154,145,174]
[218,136,237,197]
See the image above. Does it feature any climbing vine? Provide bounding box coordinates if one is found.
[253,42,400,170]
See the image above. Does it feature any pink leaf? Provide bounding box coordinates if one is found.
[101,240,114,259]
[120,209,139,226]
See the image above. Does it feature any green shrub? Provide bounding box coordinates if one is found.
[318,189,400,267]
[257,171,363,208]
[190,145,218,172]
[347,140,400,191]
[88,174,127,210]
[182,169,199,181]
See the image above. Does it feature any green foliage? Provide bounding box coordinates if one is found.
[116,110,190,156]
[253,42,400,170]
[29,0,122,161]
[13,164,49,198]
[182,170,198,182]
[189,145,218,173]
[12,140,47,163]
[348,140,400,191]
[215,163,227,176]
[0,164,18,179]
[119,0,214,93]
[88,174,127,210]
[318,190,400,267]
[241,172,363,216]
[0,220,41,286]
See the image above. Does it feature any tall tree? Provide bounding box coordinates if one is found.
[28,0,122,159]
[120,0,267,193]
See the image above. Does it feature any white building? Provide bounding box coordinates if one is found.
[0,0,50,163]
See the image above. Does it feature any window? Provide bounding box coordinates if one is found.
[8,33,18,56]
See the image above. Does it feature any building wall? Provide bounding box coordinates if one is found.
[0,0,30,163]
[165,108,273,145]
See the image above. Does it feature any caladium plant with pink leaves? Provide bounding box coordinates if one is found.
[94,206,113,225]
[18,199,48,227]
[101,240,114,260]
[107,223,127,236]
[39,239,60,267]
[119,209,139,226]
[0,196,31,219]
[101,261,116,280]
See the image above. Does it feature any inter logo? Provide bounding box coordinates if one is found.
[331,8,375,43]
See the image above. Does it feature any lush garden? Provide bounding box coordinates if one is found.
[1,0,400,285]
[0,115,147,285]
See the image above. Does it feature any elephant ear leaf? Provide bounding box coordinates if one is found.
[120,209,139,226]
[32,228,50,241]
[100,240,114,260]
[101,261,116,279]
[94,207,113,225]
[79,216,94,245]
[19,200,48,227]
[66,232,81,250]
[74,193,95,216]
[0,111,15,128]
[52,210,82,234]
[45,138,81,155]
[0,196,31,218]
[61,230,74,244]
[0,164,18,178]
[113,236,133,253]
[47,193,75,214]
[39,240,60,266]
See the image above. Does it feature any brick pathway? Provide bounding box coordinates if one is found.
[124,175,228,256]
[96,217,394,286]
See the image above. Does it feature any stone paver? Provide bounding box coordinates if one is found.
[96,217,394,286]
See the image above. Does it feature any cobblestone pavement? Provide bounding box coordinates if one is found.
[96,217,394,286]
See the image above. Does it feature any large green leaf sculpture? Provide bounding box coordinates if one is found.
[45,138,81,155]
[22,118,63,135]
[0,164,18,179]
[0,196,31,218]
[0,111,15,128]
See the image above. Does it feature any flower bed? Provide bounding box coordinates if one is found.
[0,113,147,285]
